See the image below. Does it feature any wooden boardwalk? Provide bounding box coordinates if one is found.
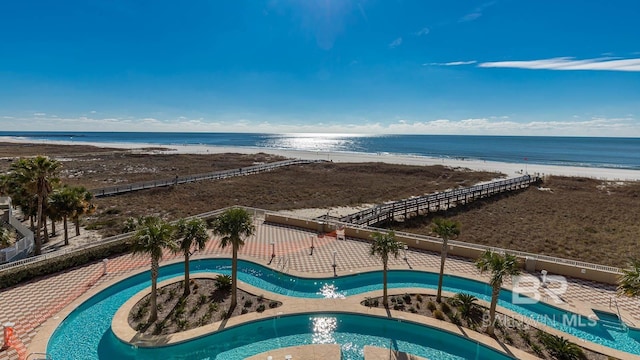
[340,175,541,226]
[91,159,325,197]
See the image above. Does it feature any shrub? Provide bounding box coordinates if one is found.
[214,274,232,290]
[415,294,423,302]
[244,299,253,308]
[538,333,586,360]
[257,304,266,312]
[241,308,249,314]
[258,294,265,303]
[531,343,544,357]
[409,307,417,314]
[0,237,131,289]
[427,301,437,311]
[433,310,445,320]
[176,319,189,330]
[504,334,513,344]
[269,301,279,308]
[168,288,177,300]
[440,302,451,314]
[450,313,462,325]
[198,294,208,306]
[450,293,478,319]
[132,306,147,321]
[207,303,218,314]
[154,321,166,335]
[402,293,412,303]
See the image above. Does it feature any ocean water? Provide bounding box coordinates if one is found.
[2,131,639,170]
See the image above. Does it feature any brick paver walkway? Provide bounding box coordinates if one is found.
[0,217,638,360]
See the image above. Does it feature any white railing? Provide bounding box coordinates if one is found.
[0,209,34,264]
[0,207,241,272]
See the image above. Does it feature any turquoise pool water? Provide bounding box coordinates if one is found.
[48,259,639,359]
[93,313,514,360]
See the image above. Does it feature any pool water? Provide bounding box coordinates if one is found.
[48,259,640,359]
[96,313,514,360]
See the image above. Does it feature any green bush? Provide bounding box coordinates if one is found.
[538,333,586,360]
[402,293,412,303]
[0,238,132,289]
[257,304,266,312]
[427,301,437,311]
[433,310,445,320]
[440,302,451,314]
[214,274,232,290]
[198,294,208,306]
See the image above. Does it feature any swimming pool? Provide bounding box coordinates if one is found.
[47,258,640,358]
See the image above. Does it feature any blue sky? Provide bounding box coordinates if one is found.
[1,0,639,136]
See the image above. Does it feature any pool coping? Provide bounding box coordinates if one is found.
[30,254,640,360]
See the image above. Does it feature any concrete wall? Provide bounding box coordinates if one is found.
[264,213,621,285]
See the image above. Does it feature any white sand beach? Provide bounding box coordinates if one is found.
[3,137,640,181]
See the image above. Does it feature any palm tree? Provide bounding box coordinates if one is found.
[369,231,402,307]
[131,216,176,323]
[9,156,61,255]
[70,186,96,237]
[475,250,521,336]
[174,218,209,296]
[432,217,460,303]
[210,208,255,309]
[618,258,640,298]
[49,186,76,245]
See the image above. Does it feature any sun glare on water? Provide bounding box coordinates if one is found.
[262,133,368,152]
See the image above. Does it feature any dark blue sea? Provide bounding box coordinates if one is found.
[1,132,639,170]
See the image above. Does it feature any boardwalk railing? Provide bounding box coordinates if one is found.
[91,159,325,197]
[340,175,540,226]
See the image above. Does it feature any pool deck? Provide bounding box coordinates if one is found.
[2,217,639,360]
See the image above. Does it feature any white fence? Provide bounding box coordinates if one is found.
[0,211,34,264]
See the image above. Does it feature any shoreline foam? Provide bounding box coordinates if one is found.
[2,137,639,181]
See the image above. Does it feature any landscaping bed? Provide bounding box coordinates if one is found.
[361,293,616,360]
[128,277,281,336]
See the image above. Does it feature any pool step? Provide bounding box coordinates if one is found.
[594,310,628,332]
[600,319,627,332]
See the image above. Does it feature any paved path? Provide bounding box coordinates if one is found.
[0,217,637,360]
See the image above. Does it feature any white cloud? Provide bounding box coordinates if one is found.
[381,117,638,137]
[479,57,640,72]
[33,112,46,116]
[1,114,637,137]
[415,27,430,36]
[424,60,477,66]
[459,13,481,22]
[388,37,402,49]
[459,1,496,22]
